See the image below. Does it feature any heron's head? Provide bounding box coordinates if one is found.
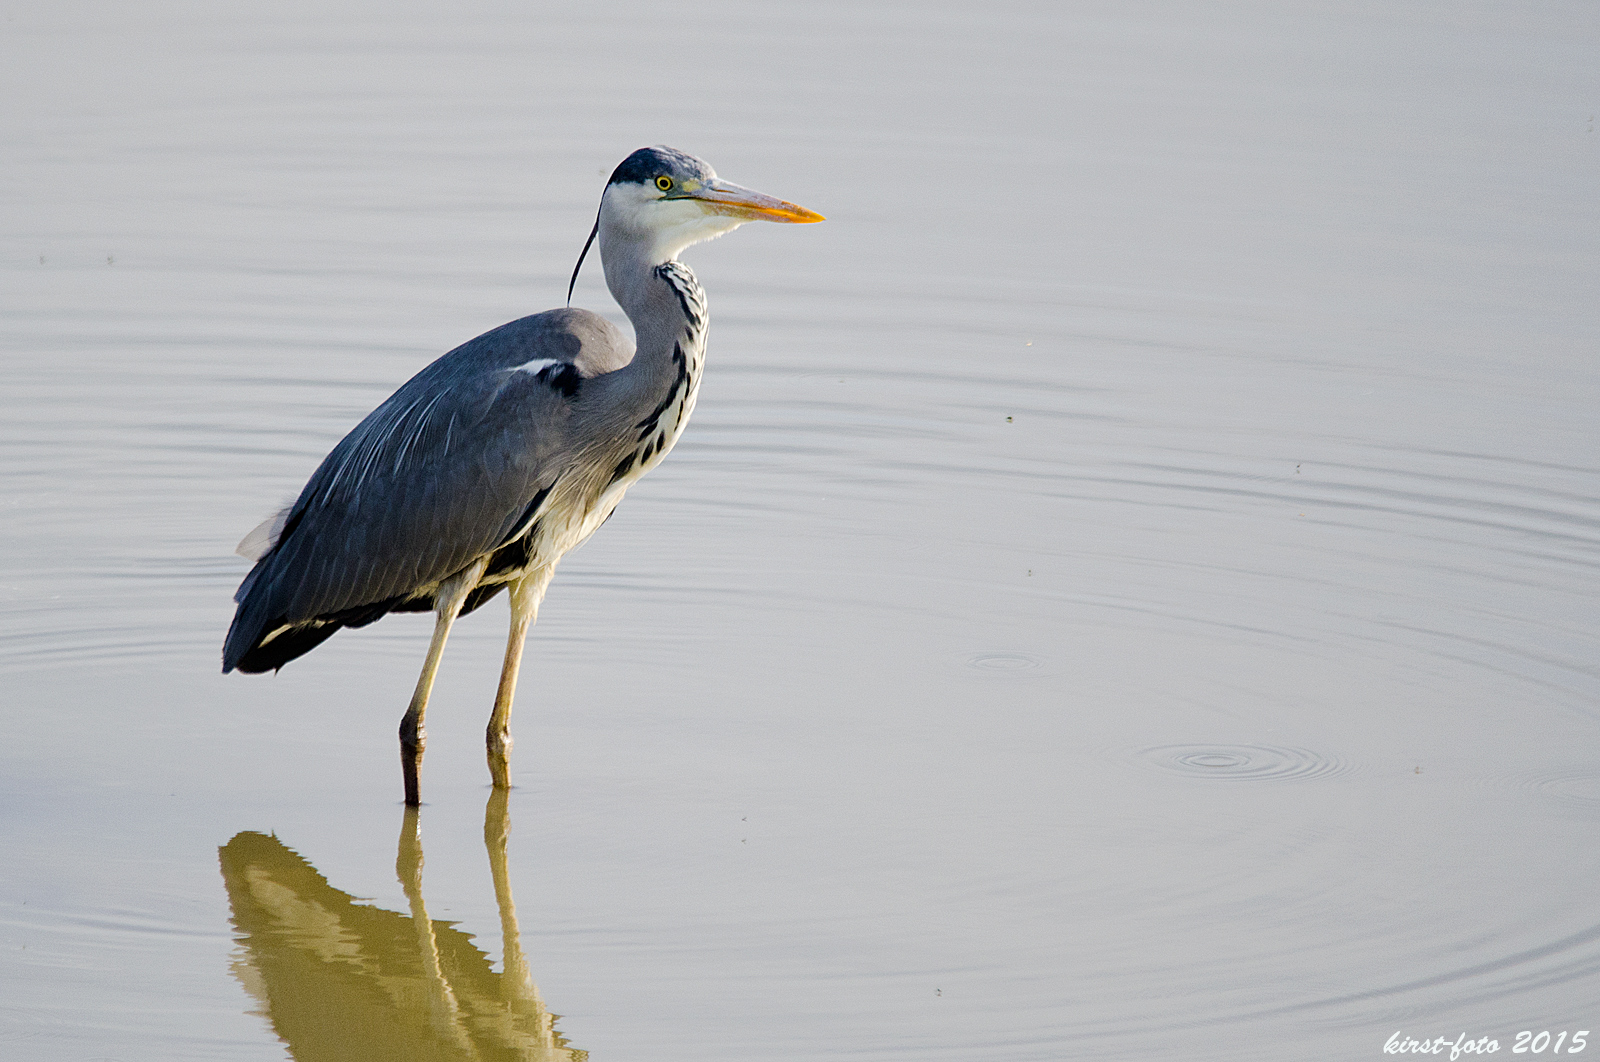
[598,146,823,264]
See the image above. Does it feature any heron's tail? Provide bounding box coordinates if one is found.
[222,560,342,674]
[223,612,342,674]
[223,559,414,673]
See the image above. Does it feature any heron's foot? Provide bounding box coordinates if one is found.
[400,724,425,806]
[487,728,513,789]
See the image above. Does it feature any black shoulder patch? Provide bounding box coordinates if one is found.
[536,362,582,398]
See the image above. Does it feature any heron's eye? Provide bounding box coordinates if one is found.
[655,176,673,192]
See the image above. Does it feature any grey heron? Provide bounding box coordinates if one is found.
[223,146,823,805]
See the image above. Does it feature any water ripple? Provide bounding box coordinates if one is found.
[964,651,1044,673]
[1499,767,1600,814]
[1136,743,1353,782]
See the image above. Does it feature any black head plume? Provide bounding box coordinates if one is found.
[566,208,600,308]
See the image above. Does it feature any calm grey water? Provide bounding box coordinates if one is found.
[3,2,1598,1060]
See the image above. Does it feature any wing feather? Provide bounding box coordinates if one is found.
[224,308,631,672]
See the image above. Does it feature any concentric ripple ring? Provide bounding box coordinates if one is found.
[1502,768,1600,812]
[965,652,1044,672]
[1137,744,1351,782]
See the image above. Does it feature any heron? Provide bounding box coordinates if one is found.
[223,146,823,805]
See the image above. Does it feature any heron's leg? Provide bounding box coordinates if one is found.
[486,567,553,789]
[399,558,488,806]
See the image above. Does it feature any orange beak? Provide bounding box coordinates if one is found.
[689,179,825,224]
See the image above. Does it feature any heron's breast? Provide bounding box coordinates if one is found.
[476,335,705,588]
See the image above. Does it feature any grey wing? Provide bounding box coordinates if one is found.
[223,309,629,672]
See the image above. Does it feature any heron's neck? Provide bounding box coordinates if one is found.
[649,260,708,368]
[606,247,707,397]
[594,242,708,478]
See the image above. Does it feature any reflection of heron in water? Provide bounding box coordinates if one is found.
[219,791,583,1061]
